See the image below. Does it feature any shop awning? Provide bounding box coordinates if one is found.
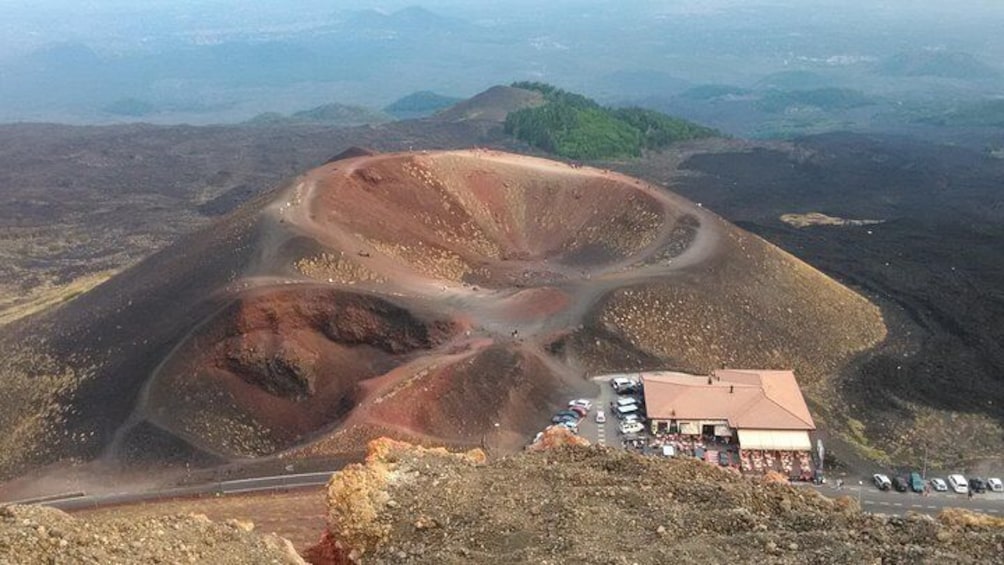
[737,429,811,451]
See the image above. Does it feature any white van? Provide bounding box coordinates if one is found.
[615,404,639,418]
[948,474,969,494]
[619,421,644,435]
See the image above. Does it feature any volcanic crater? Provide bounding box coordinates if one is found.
[0,149,886,476]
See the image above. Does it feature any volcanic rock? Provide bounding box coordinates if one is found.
[306,439,1004,564]
[0,504,304,564]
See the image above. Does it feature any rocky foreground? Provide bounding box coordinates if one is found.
[0,504,305,564]
[308,433,1004,564]
[2,433,1002,564]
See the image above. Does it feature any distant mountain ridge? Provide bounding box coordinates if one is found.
[435,85,546,123]
[244,103,390,127]
[384,91,463,119]
[877,50,1001,79]
[341,5,470,34]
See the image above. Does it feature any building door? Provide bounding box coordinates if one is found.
[702,424,715,437]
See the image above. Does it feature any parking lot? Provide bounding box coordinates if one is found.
[542,374,1004,518]
[575,374,626,448]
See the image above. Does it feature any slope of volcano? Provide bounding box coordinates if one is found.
[0,149,885,483]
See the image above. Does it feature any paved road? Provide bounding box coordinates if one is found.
[5,471,335,512]
[803,483,1004,517]
[578,375,626,448]
[13,468,1004,519]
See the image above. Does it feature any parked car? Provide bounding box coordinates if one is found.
[948,474,969,494]
[569,405,588,418]
[892,476,909,492]
[909,472,925,493]
[614,404,640,419]
[595,409,606,423]
[618,421,644,435]
[552,413,579,424]
[612,377,641,394]
[616,385,640,395]
[621,413,646,425]
[929,478,948,492]
[873,474,892,491]
[969,477,987,493]
[568,399,592,412]
[615,397,639,408]
[557,421,578,433]
[611,377,635,390]
[987,477,1003,493]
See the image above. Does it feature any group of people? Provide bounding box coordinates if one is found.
[649,432,716,458]
[623,432,817,481]
[739,449,812,478]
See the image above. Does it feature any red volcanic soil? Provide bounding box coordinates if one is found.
[361,345,572,447]
[138,287,460,458]
[0,148,885,481]
[298,151,672,289]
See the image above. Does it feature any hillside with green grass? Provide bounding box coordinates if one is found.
[503,82,718,160]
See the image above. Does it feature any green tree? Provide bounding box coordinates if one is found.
[504,83,718,160]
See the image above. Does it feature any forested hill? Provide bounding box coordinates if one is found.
[503,82,719,160]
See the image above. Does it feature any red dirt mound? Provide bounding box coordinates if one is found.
[363,345,572,447]
[137,287,459,458]
[0,148,885,483]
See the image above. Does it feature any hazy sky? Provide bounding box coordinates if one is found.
[2,0,1002,124]
[2,1,1002,42]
